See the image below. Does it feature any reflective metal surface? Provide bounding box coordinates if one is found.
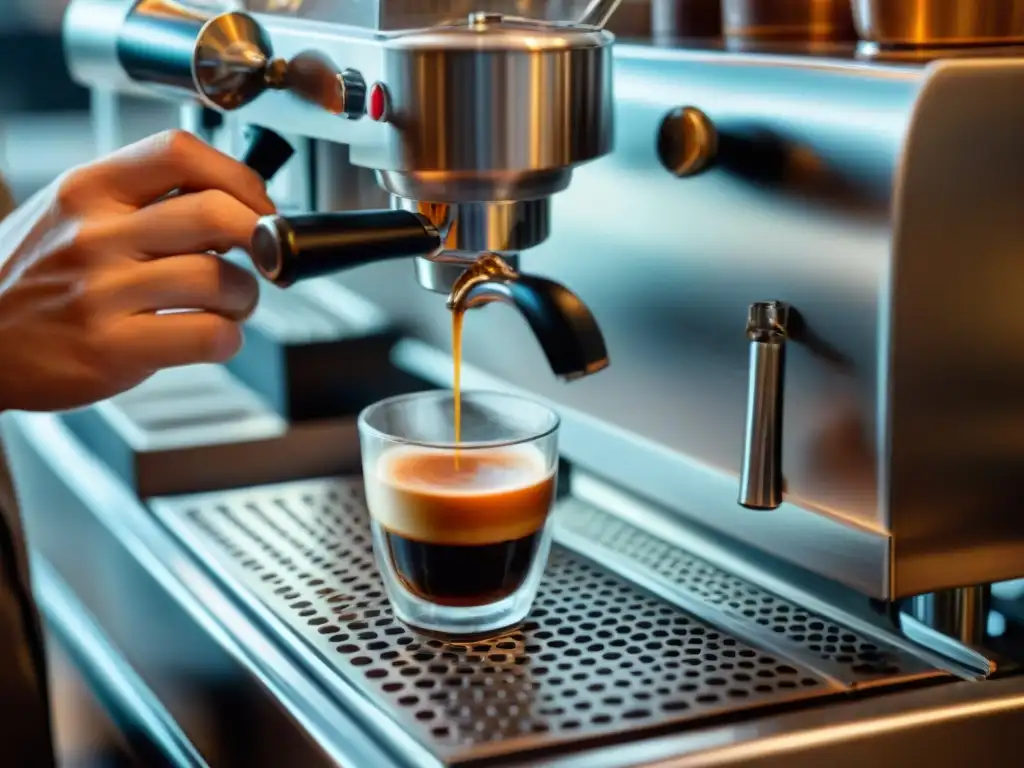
[348,47,914,598]
[652,0,723,39]
[249,0,617,29]
[66,4,616,211]
[4,412,407,768]
[413,252,517,294]
[579,0,625,27]
[151,478,846,763]
[192,11,285,109]
[396,199,552,254]
[59,364,362,497]
[449,253,610,381]
[738,302,788,511]
[36,559,208,767]
[9,409,987,766]
[853,0,1024,47]
[340,45,1024,600]
[375,14,612,204]
[908,587,992,648]
[285,53,366,118]
[63,0,139,91]
[657,105,719,178]
[723,0,857,42]
[116,4,285,109]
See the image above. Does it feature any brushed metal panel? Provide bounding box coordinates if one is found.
[338,46,918,526]
[885,59,1024,596]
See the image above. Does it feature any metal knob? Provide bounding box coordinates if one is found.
[117,8,285,111]
[286,51,366,119]
[657,107,719,178]
[738,301,789,510]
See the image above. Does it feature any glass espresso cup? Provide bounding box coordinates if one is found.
[358,390,559,640]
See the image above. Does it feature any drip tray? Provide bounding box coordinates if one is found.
[150,479,937,766]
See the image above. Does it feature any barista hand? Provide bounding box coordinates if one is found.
[0,129,274,412]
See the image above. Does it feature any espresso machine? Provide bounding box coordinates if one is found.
[7,0,1024,765]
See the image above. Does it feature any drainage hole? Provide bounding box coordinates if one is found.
[623,709,651,720]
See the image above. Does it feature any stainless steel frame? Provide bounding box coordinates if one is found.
[35,1,1024,763]
[5,409,1024,766]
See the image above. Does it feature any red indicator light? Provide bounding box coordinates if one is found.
[368,83,390,122]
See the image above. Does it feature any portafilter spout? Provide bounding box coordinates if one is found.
[448,254,609,381]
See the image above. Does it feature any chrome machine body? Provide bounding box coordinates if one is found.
[8,0,1024,766]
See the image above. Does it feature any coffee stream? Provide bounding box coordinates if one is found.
[451,307,464,467]
[365,306,555,608]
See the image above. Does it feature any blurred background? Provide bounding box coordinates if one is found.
[0,0,93,203]
[1,4,138,765]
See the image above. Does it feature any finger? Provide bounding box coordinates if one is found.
[114,189,262,256]
[104,312,245,371]
[93,254,259,321]
[81,130,276,214]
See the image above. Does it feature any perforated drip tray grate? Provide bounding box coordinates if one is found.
[150,479,938,765]
[554,500,941,688]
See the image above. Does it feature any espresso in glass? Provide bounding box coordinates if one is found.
[368,446,555,607]
[359,391,560,640]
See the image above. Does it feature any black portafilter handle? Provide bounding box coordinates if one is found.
[240,126,295,182]
[250,211,443,287]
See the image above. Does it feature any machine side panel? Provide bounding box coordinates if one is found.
[887,60,1024,596]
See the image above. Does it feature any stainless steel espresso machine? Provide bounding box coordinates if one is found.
[7,0,1024,765]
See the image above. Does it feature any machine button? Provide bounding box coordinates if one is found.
[657,106,718,178]
[368,82,390,122]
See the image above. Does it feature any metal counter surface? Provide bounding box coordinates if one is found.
[8,409,1018,767]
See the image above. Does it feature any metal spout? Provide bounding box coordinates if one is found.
[738,301,789,510]
[448,254,609,381]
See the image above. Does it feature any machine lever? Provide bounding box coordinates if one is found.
[250,211,442,287]
[240,126,295,182]
[738,301,789,510]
